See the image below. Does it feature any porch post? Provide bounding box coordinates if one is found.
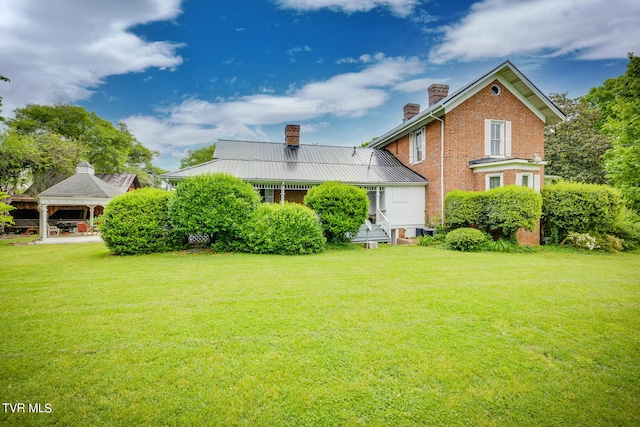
[375,187,381,220]
[38,203,48,241]
[88,205,96,228]
[280,181,285,206]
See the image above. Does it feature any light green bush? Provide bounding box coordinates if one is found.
[479,186,542,240]
[304,182,369,243]
[243,203,325,255]
[445,190,482,229]
[101,188,182,255]
[445,227,486,251]
[168,173,260,251]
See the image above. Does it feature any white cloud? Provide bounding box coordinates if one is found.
[430,0,640,63]
[0,0,183,115]
[274,0,421,17]
[124,55,425,160]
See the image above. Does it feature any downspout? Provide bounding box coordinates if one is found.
[428,107,445,227]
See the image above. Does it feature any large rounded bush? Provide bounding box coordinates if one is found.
[445,190,482,229]
[169,173,260,250]
[445,227,486,251]
[243,203,325,255]
[303,181,368,243]
[101,188,180,255]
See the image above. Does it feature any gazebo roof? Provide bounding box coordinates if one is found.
[38,162,124,199]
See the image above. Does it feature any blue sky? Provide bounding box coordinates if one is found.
[1,0,639,171]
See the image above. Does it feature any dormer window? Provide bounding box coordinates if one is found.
[484,119,511,158]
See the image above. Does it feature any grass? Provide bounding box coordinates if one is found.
[1,240,639,426]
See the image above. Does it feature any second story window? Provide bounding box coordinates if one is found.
[484,119,511,158]
[410,127,425,164]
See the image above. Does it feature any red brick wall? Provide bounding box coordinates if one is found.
[386,80,546,225]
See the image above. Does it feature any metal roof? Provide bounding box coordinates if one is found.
[162,140,427,186]
[95,173,139,190]
[370,60,566,149]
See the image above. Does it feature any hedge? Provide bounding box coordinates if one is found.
[542,182,624,243]
[243,203,325,255]
[445,186,542,241]
[101,188,181,255]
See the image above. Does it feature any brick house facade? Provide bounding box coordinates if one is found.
[370,61,565,245]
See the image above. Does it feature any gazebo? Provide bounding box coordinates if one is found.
[37,161,124,240]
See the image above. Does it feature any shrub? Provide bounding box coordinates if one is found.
[445,190,482,229]
[478,186,542,240]
[101,188,182,255]
[563,232,600,250]
[612,206,640,249]
[482,238,522,253]
[416,233,446,247]
[169,173,260,250]
[542,182,624,243]
[445,227,486,251]
[243,203,325,255]
[304,182,369,243]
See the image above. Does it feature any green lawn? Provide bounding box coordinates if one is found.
[1,241,639,426]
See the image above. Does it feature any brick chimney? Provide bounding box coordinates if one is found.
[428,83,449,106]
[285,124,300,148]
[403,103,420,122]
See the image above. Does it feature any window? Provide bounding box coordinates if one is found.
[410,127,425,164]
[484,119,511,158]
[486,173,503,190]
[516,173,534,189]
[260,189,274,203]
[490,121,503,156]
[491,84,502,95]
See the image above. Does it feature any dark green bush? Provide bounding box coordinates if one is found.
[445,227,486,251]
[542,182,624,243]
[243,203,325,255]
[478,186,542,240]
[304,182,369,243]
[445,190,482,229]
[169,173,260,250]
[101,188,182,255]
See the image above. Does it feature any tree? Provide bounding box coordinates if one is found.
[0,191,15,234]
[0,75,8,122]
[2,104,165,193]
[586,53,640,211]
[180,143,216,168]
[544,93,611,184]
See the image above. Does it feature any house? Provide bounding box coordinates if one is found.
[163,60,564,245]
[162,125,428,243]
[368,60,565,244]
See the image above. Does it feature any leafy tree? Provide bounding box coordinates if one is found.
[2,104,164,193]
[180,143,216,168]
[0,191,15,234]
[304,181,369,243]
[0,130,83,194]
[586,53,640,210]
[0,75,8,122]
[545,93,611,184]
[168,173,260,250]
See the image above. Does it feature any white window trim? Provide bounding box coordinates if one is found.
[409,127,426,164]
[484,119,511,158]
[516,172,541,192]
[485,173,503,190]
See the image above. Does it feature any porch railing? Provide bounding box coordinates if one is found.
[376,208,390,236]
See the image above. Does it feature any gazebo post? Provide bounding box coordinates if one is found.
[38,203,48,241]
[88,205,96,229]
